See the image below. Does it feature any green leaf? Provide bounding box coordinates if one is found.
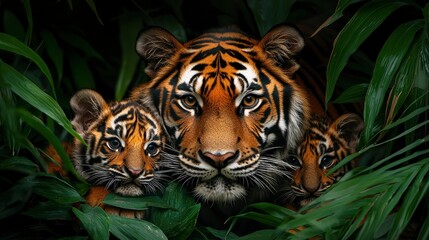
[59,32,105,63]
[326,0,408,106]
[418,208,429,240]
[239,229,278,240]
[103,193,171,210]
[150,182,200,240]
[243,202,298,220]
[0,33,55,98]
[312,0,365,37]
[382,105,429,132]
[23,200,72,220]
[357,167,417,239]
[85,0,103,25]
[151,14,187,42]
[247,0,296,36]
[16,108,79,177]
[163,0,185,22]
[364,135,429,173]
[0,156,39,174]
[229,211,282,227]
[0,60,84,144]
[363,20,424,142]
[388,159,429,239]
[69,53,96,89]
[73,205,109,240]
[0,180,33,220]
[389,31,426,119]
[202,227,239,240]
[109,214,168,240]
[22,0,33,45]
[115,13,143,100]
[282,169,409,239]
[3,10,26,42]
[40,30,64,81]
[333,83,368,103]
[20,174,84,203]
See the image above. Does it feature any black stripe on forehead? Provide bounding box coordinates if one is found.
[214,54,227,68]
[189,45,249,65]
[190,35,254,47]
[137,110,158,130]
[113,107,134,122]
[259,72,271,85]
[192,64,208,71]
[226,49,248,63]
[230,62,246,71]
[190,45,223,63]
[248,82,262,91]
[308,129,326,142]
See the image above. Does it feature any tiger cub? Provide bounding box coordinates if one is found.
[46,89,168,219]
[280,113,364,209]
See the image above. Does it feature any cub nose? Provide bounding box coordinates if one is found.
[125,166,143,178]
[199,151,239,168]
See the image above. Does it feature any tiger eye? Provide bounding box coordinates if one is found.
[146,142,160,157]
[106,138,122,151]
[182,95,197,108]
[242,95,258,108]
[286,155,301,167]
[320,156,334,168]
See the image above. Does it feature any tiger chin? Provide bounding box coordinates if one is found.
[131,24,310,208]
[47,89,168,219]
[279,113,364,210]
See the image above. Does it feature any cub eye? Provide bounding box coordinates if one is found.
[241,95,259,109]
[106,138,122,151]
[181,95,197,109]
[320,156,335,168]
[286,155,301,167]
[146,142,160,157]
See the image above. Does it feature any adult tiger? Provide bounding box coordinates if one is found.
[279,113,364,210]
[131,24,310,224]
[47,89,168,219]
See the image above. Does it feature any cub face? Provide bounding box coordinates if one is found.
[281,113,364,208]
[71,89,167,196]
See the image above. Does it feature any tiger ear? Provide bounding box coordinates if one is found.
[70,89,109,133]
[332,113,364,151]
[136,27,184,78]
[258,25,304,76]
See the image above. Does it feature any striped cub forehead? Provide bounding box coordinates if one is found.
[106,101,162,140]
[299,117,347,156]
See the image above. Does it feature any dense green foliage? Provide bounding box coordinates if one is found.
[0,0,428,239]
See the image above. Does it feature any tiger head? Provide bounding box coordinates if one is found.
[70,89,167,196]
[131,25,310,203]
[282,113,364,208]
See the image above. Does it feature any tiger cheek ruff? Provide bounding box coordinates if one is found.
[131,24,310,204]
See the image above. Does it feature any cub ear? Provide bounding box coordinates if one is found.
[332,113,364,151]
[258,25,304,76]
[136,27,183,78]
[70,89,109,133]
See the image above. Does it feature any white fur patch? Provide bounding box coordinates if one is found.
[193,178,246,203]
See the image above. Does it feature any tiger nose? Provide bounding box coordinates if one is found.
[199,151,239,168]
[125,166,143,177]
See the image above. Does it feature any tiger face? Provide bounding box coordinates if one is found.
[282,113,364,208]
[70,89,167,197]
[131,25,310,203]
